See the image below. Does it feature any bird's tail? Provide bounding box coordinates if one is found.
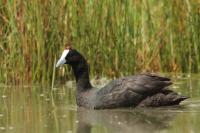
[138,89,189,107]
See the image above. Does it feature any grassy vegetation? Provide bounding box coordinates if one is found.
[0,0,200,84]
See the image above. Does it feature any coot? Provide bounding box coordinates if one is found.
[56,47,188,109]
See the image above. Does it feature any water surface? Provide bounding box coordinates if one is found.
[0,74,200,133]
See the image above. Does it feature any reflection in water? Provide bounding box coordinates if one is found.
[77,108,176,133]
[0,75,200,133]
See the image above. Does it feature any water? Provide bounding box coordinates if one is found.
[0,74,200,133]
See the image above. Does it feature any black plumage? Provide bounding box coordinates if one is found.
[56,48,188,109]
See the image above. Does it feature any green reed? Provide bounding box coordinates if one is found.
[0,0,200,84]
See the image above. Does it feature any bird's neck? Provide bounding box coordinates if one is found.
[71,60,92,92]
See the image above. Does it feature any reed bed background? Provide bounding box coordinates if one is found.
[0,0,200,85]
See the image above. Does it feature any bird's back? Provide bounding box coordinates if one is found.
[93,74,186,109]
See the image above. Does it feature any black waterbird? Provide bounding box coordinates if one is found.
[56,47,188,109]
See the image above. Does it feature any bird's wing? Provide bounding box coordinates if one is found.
[94,74,172,109]
[122,73,172,95]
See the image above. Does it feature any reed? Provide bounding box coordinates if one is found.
[0,0,200,84]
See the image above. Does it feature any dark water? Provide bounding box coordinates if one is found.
[0,74,200,133]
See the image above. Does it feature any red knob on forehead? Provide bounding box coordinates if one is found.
[65,45,72,50]
[65,40,72,50]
